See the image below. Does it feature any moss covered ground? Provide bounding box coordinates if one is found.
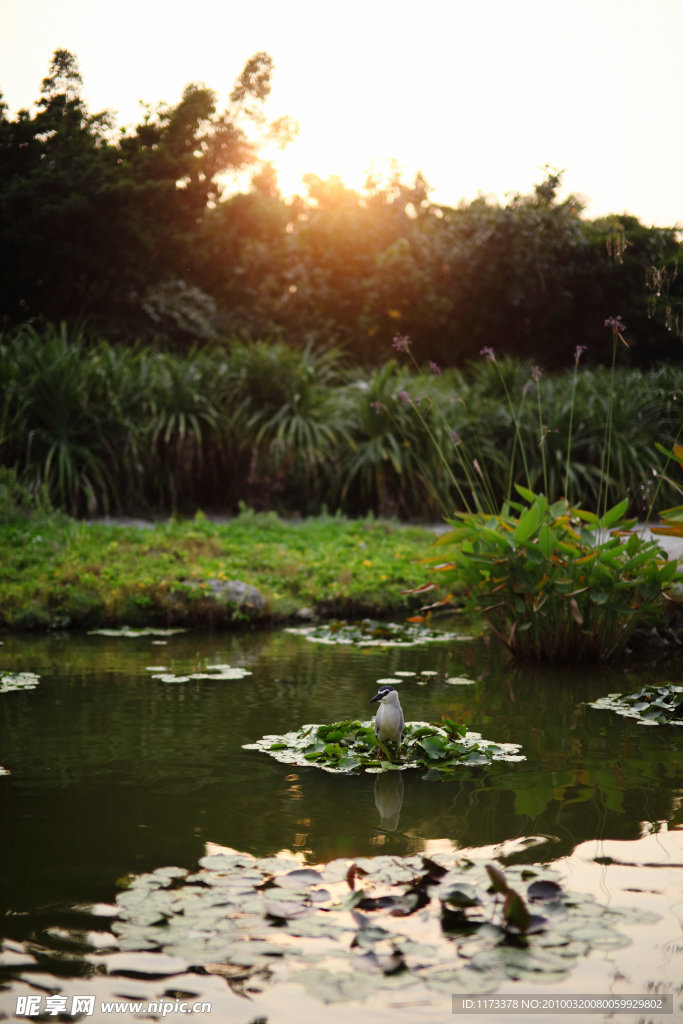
[0,509,441,631]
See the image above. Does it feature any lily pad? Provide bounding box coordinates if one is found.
[589,682,683,726]
[92,851,658,1004]
[148,665,252,684]
[0,672,40,693]
[244,718,524,774]
[88,628,186,637]
[286,618,469,647]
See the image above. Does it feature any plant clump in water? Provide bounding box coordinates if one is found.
[287,618,472,647]
[589,683,683,726]
[146,664,252,684]
[416,488,681,663]
[88,628,187,637]
[0,672,40,693]
[243,718,524,774]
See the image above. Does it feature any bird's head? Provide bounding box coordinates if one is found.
[370,685,400,705]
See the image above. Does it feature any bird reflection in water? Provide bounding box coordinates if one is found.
[374,770,404,832]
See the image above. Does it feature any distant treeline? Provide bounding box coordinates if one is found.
[1,51,682,368]
[1,323,682,519]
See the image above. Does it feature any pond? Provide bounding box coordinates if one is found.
[1,621,682,1022]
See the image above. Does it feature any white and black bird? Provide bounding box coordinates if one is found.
[369,684,404,758]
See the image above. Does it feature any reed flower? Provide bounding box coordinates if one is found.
[392,335,411,353]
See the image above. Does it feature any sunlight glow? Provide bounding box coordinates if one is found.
[2,0,682,223]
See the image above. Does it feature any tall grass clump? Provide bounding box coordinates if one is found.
[2,321,683,524]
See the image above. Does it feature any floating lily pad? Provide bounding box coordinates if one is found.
[97,851,657,1004]
[88,628,187,637]
[286,619,470,647]
[0,672,40,693]
[244,719,524,774]
[148,665,252,684]
[589,683,683,726]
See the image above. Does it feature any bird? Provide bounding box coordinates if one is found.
[369,685,404,759]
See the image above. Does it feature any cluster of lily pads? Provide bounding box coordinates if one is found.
[0,671,40,694]
[72,850,658,1002]
[145,664,253,685]
[244,718,524,774]
[88,628,187,637]
[589,683,683,726]
[287,619,472,647]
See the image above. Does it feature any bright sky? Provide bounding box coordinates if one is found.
[2,0,682,225]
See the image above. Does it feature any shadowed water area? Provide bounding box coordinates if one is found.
[1,622,683,1020]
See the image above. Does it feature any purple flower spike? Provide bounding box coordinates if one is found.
[398,390,410,406]
[473,459,483,476]
[480,346,495,361]
[531,365,542,383]
[574,344,587,363]
[428,361,441,376]
[451,430,461,446]
[370,401,382,414]
[392,334,412,353]
[604,316,625,331]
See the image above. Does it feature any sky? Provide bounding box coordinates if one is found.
[1,0,682,225]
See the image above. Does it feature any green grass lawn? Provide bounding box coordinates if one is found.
[0,509,443,630]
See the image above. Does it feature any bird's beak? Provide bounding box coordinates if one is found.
[369,692,382,704]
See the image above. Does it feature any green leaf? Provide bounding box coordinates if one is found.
[512,502,542,542]
[571,508,600,525]
[655,441,676,460]
[433,527,472,546]
[485,864,508,894]
[538,524,556,558]
[514,484,537,504]
[589,591,608,604]
[503,889,531,933]
[626,534,640,556]
[599,498,629,529]
[659,559,678,583]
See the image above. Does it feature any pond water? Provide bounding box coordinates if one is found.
[1,622,683,1022]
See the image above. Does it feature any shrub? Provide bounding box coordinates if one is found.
[419,486,682,662]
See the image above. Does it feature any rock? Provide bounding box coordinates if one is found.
[205,579,266,611]
[296,607,316,620]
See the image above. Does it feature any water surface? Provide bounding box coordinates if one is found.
[1,624,683,1017]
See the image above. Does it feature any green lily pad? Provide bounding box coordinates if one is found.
[589,683,683,726]
[85,850,658,1004]
[286,618,471,647]
[244,719,524,774]
[0,672,40,693]
[88,628,186,636]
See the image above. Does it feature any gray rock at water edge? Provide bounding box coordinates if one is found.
[205,579,266,611]
[295,607,316,621]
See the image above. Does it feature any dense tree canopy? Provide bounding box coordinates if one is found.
[1,51,681,367]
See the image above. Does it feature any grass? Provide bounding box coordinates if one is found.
[0,507,440,631]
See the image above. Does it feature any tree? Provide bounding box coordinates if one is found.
[0,49,292,330]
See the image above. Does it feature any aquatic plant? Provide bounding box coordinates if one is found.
[244,718,524,773]
[0,672,40,693]
[414,486,682,662]
[96,850,657,1001]
[589,683,683,726]
[286,618,472,647]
